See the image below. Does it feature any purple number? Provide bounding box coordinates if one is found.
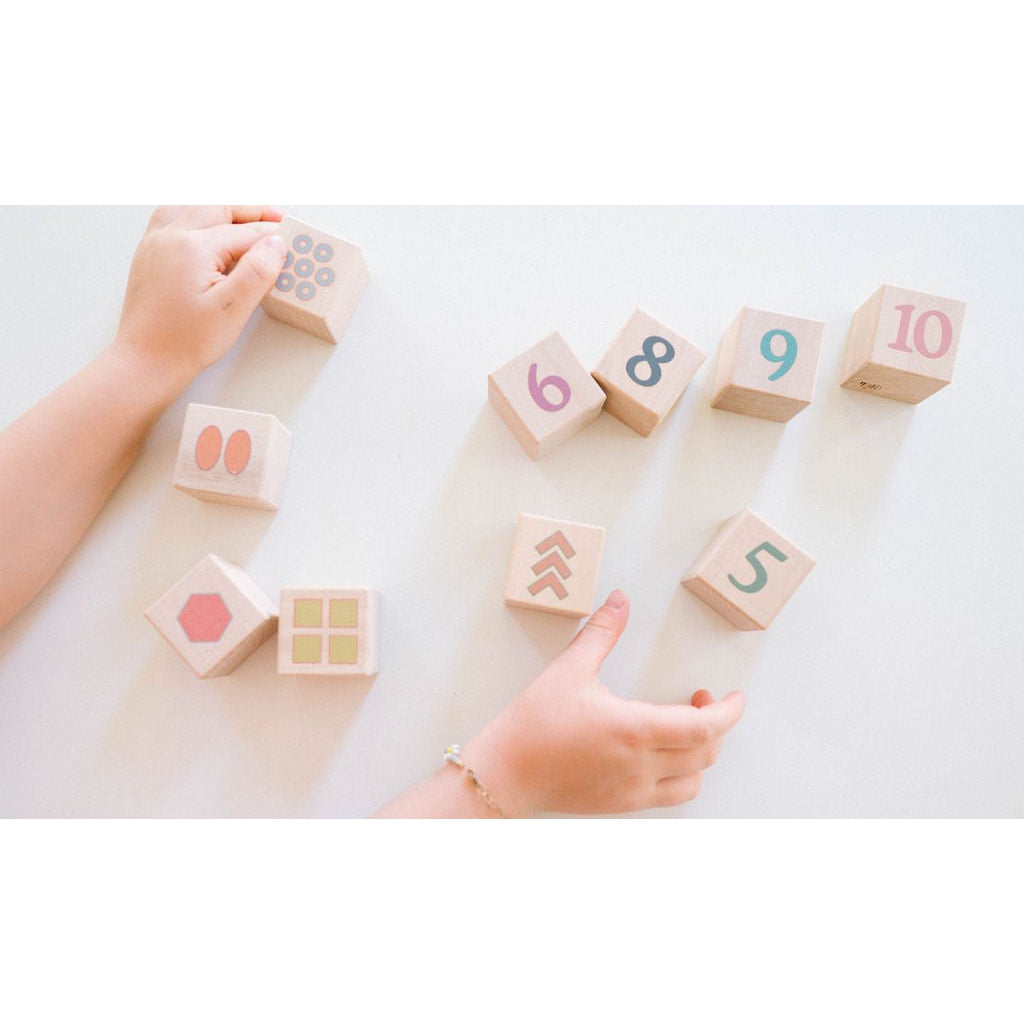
[527,362,571,412]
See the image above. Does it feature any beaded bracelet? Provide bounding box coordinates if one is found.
[444,744,506,818]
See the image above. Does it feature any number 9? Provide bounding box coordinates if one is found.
[760,329,798,381]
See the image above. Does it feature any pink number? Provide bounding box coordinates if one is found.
[889,305,953,360]
[528,362,571,412]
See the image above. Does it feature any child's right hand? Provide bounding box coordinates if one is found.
[461,590,747,816]
[112,206,287,393]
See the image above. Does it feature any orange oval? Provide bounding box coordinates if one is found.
[194,425,222,471]
[224,429,252,476]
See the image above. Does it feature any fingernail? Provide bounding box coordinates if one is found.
[606,589,627,609]
[264,234,286,254]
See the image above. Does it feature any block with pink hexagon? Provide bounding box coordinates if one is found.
[145,554,279,678]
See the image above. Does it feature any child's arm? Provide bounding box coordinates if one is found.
[0,206,287,630]
[373,591,746,817]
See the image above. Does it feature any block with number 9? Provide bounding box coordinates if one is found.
[682,509,815,630]
[488,332,605,459]
[711,307,824,423]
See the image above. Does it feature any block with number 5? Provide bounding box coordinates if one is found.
[711,307,824,422]
[682,509,815,630]
[592,308,706,436]
[840,285,966,404]
[488,332,605,459]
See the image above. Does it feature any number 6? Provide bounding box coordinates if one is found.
[728,542,788,593]
[528,362,571,412]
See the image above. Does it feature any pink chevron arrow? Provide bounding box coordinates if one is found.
[531,550,572,579]
[528,572,569,599]
[535,530,576,560]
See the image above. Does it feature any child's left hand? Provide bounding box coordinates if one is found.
[112,205,287,392]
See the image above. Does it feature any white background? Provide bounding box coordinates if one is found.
[1,205,1021,817]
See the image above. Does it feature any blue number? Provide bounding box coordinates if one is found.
[760,329,798,381]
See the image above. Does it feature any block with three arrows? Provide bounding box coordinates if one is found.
[504,513,605,618]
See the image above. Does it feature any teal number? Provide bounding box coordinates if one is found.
[728,542,788,593]
[760,329,798,381]
[626,335,675,387]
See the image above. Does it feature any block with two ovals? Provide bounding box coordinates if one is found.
[173,403,292,511]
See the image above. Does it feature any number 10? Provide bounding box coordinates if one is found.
[888,304,953,359]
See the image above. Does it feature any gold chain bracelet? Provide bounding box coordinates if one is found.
[444,744,506,818]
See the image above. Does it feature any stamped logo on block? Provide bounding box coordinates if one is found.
[528,531,576,600]
[275,233,337,302]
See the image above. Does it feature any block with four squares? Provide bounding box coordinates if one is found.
[591,308,706,436]
[488,332,605,459]
[145,554,279,678]
[278,587,380,678]
[682,509,815,631]
[840,284,966,404]
[504,513,605,619]
[173,403,292,511]
[711,307,825,422]
[260,216,369,344]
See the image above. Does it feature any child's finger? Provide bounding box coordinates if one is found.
[179,205,282,229]
[653,773,702,807]
[564,590,630,671]
[641,690,747,749]
[206,222,282,266]
[215,234,287,311]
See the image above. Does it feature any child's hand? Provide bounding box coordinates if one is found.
[463,591,746,816]
[112,206,287,391]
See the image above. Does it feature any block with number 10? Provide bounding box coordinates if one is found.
[488,332,605,459]
[711,307,824,422]
[682,509,815,630]
[592,309,706,436]
[840,284,965,404]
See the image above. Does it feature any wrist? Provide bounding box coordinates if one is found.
[107,329,198,406]
[462,725,536,819]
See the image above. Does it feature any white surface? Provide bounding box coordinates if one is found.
[0,205,1021,818]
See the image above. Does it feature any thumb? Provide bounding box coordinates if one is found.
[565,590,630,670]
[220,233,287,313]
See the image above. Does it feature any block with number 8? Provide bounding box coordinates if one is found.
[682,509,815,630]
[840,284,966,404]
[488,332,606,459]
[711,307,824,423]
[591,308,706,436]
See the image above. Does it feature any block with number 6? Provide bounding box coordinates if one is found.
[682,509,815,630]
[592,308,706,436]
[840,285,966,404]
[488,332,605,459]
[711,307,824,422]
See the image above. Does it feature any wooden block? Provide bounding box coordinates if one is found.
[278,587,380,678]
[682,510,815,630]
[260,216,369,344]
[591,308,706,436]
[504,513,605,618]
[840,285,966,404]
[145,554,279,678]
[488,332,605,458]
[173,403,292,511]
[710,307,824,422]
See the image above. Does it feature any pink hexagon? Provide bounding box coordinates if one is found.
[178,593,232,643]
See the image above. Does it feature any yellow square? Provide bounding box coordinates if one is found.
[328,635,358,665]
[293,635,322,664]
[294,599,323,628]
[329,598,358,628]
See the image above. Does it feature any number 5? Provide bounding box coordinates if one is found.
[728,542,788,593]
